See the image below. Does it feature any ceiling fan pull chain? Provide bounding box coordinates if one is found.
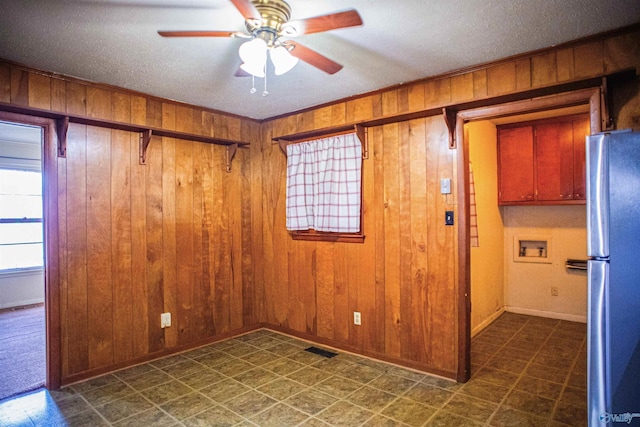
[250,75,257,94]
[263,63,269,96]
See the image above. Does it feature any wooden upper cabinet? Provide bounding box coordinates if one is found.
[536,120,574,201]
[498,126,535,203]
[498,114,589,205]
[572,118,590,199]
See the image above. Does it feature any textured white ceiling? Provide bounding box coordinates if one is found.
[0,0,638,120]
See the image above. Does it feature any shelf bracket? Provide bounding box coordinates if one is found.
[139,129,152,165]
[355,124,368,159]
[443,107,457,149]
[56,116,69,158]
[226,143,238,173]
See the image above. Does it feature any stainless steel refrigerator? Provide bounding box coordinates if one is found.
[587,130,640,425]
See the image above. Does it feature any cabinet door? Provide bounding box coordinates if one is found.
[498,126,534,203]
[572,118,590,200]
[536,121,574,201]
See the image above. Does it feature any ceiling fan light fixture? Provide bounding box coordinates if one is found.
[269,45,298,75]
[239,38,267,77]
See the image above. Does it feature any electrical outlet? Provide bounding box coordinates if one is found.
[354,311,361,325]
[161,312,171,328]
[551,287,559,297]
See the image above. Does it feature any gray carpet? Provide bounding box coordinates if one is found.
[0,305,45,401]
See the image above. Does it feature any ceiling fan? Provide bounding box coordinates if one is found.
[157,0,363,76]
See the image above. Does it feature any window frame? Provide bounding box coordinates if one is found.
[0,167,45,274]
[278,126,368,243]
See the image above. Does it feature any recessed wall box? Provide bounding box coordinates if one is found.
[513,235,552,264]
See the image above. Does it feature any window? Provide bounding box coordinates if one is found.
[0,169,44,271]
[285,132,364,243]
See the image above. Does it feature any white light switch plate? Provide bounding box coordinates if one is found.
[440,178,451,194]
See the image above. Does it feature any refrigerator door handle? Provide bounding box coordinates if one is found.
[586,133,609,258]
[588,259,610,425]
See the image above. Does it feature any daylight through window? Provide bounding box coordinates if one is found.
[0,169,44,271]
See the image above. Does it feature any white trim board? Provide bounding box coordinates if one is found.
[505,306,587,323]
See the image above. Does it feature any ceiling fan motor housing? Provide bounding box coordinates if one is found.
[246,0,292,44]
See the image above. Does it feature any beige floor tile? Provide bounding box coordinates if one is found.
[489,406,549,427]
[249,403,310,427]
[94,393,154,423]
[441,394,497,424]
[200,378,251,403]
[112,407,179,427]
[381,397,437,426]
[346,385,396,412]
[316,400,374,425]
[139,379,192,405]
[159,392,215,420]
[286,366,333,386]
[503,390,556,418]
[404,383,455,408]
[426,410,484,427]
[182,404,244,427]
[223,390,277,418]
[284,388,338,416]
[0,317,589,427]
[256,377,308,401]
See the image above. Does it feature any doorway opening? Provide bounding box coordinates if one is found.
[0,110,61,397]
[0,121,46,400]
[455,86,602,382]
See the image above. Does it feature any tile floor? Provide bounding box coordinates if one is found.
[0,312,587,426]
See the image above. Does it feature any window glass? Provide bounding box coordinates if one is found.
[0,169,43,271]
[0,243,43,270]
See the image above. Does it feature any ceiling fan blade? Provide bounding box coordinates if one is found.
[158,30,242,38]
[284,41,343,75]
[284,9,362,36]
[230,0,260,20]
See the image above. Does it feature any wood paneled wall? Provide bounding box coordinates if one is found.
[258,116,459,376]
[257,26,640,378]
[0,24,638,384]
[0,63,263,384]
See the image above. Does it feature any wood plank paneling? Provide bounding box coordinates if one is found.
[111,93,133,363]
[64,123,89,376]
[145,129,165,353]
[0,64,10,102]
[531,52,557,87]
[86,125,114,369]
[10,68,29,106]
[0,25,637,385]
[575,41,604,78]
[28,72,51,110]
[487,63,516,96]
[382,123,401,359]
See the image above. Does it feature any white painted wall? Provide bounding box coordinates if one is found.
[503,205,588,322]
[468,122,505,335]
[468,119,588,333]
[0,269,44,309]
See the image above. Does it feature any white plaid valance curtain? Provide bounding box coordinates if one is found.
[286,133,362,232]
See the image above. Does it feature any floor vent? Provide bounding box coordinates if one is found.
[304,346,338,358]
